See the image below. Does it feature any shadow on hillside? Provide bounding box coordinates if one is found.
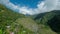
[47,15,60,33]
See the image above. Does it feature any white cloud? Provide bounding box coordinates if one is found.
[0,0,19,11]
[55,0,60,10]
[19,6,34,15]
[37,0,58,13]
[0,0,60,15]
[45,0,57,9]
[0,0,34,15]
[37,1,45,10]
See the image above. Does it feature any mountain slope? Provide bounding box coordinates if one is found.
[0,4,25,28]
[34,10,60,34]
[0,4,59,34]
[0,4,35,34]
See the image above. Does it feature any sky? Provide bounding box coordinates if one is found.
[0,0,60,15]
[10,0,43,8]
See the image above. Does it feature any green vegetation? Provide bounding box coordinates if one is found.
[0,4,60,34]
[0,4,35,34]
[16,18,38,33]
[34,10,60,34]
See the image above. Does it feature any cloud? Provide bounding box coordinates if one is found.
[19,6,34,15]
[44,0,57,9]
[55,0,60,10]
[0,0,34,15]
[37,0,58,13]
[0,0,19,11]
[37,1,45,10]
[0,0,60,15]
[36,0,60,13]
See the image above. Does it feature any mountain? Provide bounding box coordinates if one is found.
[0,4,59,34]
[0,4,25,28]
[34,10,60,34]
[0,4,36,34]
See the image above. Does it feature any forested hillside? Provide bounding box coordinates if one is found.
[34,10,60,34]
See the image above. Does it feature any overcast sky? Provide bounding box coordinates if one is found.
[0,0,60,15]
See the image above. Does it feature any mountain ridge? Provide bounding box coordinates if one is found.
[0,4,60,34]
